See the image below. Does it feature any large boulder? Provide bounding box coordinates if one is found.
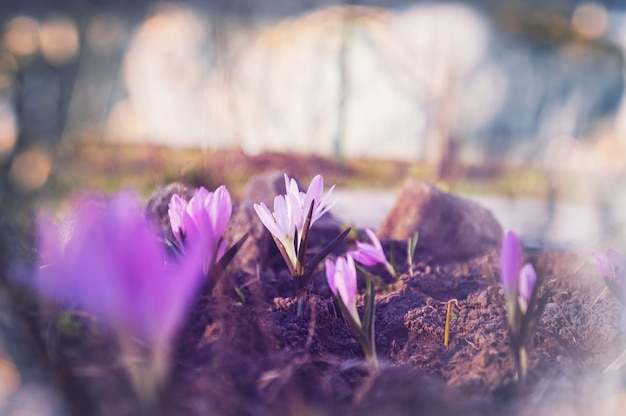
[377,178,502,261]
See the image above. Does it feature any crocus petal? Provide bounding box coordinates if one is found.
[314,184,337,223]
[168,194,188,244]
[500,230,522,299]
[518,263,536,313]
[303,175,324,220]
[207,185,232,237]
[351,228,388,267]
[344,255,358,305]
[326,256,360,324]
[254,202,283,240]
[254,198,297,267]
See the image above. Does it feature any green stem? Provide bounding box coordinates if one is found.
[517,345,527,383]
[364,345,379,368]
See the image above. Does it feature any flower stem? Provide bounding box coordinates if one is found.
[517,345,528,383]
[296,289,307,316]
[364,345,379,369]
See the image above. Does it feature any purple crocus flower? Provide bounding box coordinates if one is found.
[168,185,232,271]
[350,228,395,276]
[36,191,205,348]
[500,230,537,316]
[325,255,360,324]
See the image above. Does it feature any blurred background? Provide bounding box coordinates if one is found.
[0,0,625,251]
[1,1,626,413]
[0,0,625,239]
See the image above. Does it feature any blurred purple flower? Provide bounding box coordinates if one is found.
[500,230,537,315]
[326,255,360,324]
[168,185,232,270]
[36,191,205,348]
[593,249,625,282]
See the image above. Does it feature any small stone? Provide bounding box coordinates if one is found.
[377,178,503,262]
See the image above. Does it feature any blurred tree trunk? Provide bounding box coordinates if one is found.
[334,3,354,164]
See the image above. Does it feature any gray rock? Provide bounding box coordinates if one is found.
[144,182,193,243]
[224,200,270,273]
[244,171,289,208]
[377,178,502,261]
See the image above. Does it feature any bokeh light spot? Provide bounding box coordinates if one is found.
[0,102,17,158]
[0,357,21,404]
[572,2,608,39]
[9,148,52,191]
[3,16,40,57]
[39,15,80,66]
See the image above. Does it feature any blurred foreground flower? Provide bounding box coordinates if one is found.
[499,230,547,383]
[254,174,349,315]
[36,191,208,404]
[326,254,377,366]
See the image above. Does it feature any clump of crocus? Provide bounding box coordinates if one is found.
[593,249,626,329]
[326,254,377,366]
[168,185,246,295]
[499,230,547,383]
[35,190,221,405]
[254,174,350,315]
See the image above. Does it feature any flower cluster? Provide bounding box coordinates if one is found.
[325,229,392,366]
[169,185,232,262]
[499,230,546,382]
[254,174,336,271]
[254,174,348,315]
[35,186,235,402]
[168,186,236,293]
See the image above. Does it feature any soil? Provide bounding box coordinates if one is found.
[13,225,624,416]
[2,150,625,415]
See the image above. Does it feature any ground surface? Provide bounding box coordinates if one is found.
[29,226,625,416]
[2,147,626,415]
